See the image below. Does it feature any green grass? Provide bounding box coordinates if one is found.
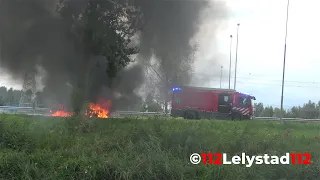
[0,114,320,180]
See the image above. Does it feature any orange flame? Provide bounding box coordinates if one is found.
[50,110,74,117]
[50,99,112,118]
[85,99,112,118]
[50,104,74,117]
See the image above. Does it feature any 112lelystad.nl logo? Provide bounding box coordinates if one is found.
[190,153,311,167]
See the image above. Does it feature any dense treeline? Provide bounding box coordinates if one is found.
[254,100,320,119]
[0,86,21,106]
[0,86,45,107]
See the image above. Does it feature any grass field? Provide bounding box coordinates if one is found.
[1,114,320,180]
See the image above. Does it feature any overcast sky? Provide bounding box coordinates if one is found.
[1,0,319,109]
[192,0,320,109]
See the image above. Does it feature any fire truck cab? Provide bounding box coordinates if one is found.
[170,86,256,120]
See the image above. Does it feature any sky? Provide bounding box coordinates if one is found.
[1,0,319,109]
[192,0,320,109]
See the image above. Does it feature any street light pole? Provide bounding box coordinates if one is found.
[228,35,233,89]
[234,23,240,90]
[220,66,223,88]
[280,0,290,125]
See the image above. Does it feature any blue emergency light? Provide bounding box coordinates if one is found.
[172,87,182,92]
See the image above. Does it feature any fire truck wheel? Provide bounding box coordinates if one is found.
[185,111,196,119]
[233,113,242,120]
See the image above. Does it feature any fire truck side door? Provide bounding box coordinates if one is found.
[218,93,231,113]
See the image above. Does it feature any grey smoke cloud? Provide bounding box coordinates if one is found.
[132,0,226,88]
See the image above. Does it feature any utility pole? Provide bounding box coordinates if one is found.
[220,66,223,88]
[19,69,37,108]
[234,23,240,90]
[228,35,233,89]
[280,0,290,125]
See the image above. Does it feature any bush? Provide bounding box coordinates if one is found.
[1,114,320,179]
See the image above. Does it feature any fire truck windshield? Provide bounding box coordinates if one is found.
[239,96,251,106]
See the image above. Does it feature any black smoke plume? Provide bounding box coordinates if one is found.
[0,0,224,111]
[0,0,143,110]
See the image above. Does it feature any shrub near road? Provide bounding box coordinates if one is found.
[0,114,320,180]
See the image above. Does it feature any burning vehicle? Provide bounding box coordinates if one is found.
[85,99,112,118]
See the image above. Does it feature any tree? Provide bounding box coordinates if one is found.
[0,96,4,106]
[5,88,15,106]
[0,86,7,98]
[300,100,318,119]
[57,0,141,110]
[12,89,22,106]
[254,102,264,117]
[273,107,281,117]
[291,106,299,118]
[0,87,22,106]
[261,106,274,117]
[58,0,140,80]
[291,106,301,118]
[317,101,320,118]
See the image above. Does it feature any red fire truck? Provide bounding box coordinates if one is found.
[170,86,256,120]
